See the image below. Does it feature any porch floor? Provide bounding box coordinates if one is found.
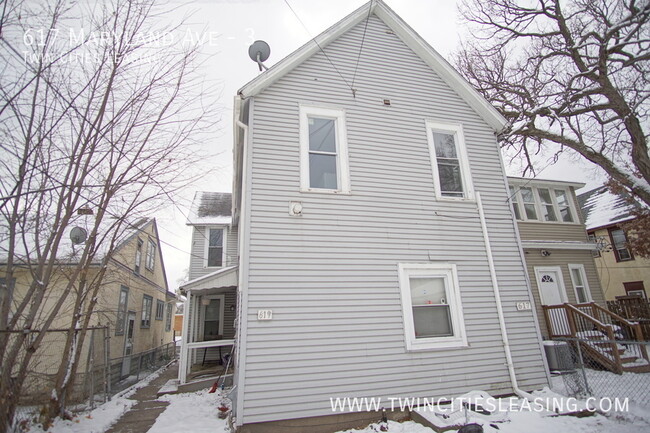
[188,361,234,382]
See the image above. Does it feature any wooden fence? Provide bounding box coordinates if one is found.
[606,296,650,340]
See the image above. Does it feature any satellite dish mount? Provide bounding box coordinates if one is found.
[248,40,270,72]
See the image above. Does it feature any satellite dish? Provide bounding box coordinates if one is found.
[70,227,88,245]
[248,40,270,71]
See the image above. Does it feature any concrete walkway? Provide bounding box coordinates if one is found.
[104,362,179,433]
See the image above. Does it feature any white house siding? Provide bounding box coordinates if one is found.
[189,225,239,280]
[241,16,547,424]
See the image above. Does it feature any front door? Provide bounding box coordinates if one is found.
[121,311,136,378]
[535,267,567,305]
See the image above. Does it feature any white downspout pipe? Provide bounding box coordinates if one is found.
[476,192,534,400]
[178,290,191,384]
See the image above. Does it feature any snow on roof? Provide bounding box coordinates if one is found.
[577,186,636,231]
[187,192,232,226]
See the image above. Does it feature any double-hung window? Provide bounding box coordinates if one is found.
[141,295,152,328]
[609,228,633,261]
[426,121,473,200]
[205,227,225,268]
[155,299,164,320]
[510,185,576,223]
[554,190,574,222]
[165,303,173,332]
[135,239,142,274]
[568,264,591,303]
[299,105,350,193]
[116,286,129,336]
[537,188,557,222]
[145,239,155,271]
[398,263,467,350]
[519,187,538,220]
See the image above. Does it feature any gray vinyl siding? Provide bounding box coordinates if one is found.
[517,221,589,242]
[524,249,604,338]
[242,16,547,424]
[188,225,239,280]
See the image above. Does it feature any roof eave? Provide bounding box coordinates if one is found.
[237,0,507,132]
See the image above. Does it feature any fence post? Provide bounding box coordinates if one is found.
[573,338,591,395]
[85,329,95,409]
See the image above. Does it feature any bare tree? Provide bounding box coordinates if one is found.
[0,0,214,429]
[456,0,650,206]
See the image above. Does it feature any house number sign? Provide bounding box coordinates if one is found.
[257,309,273,320]
[516,302,532,311]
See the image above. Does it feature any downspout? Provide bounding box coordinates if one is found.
[476,192,534,400]
[178,289,191,384]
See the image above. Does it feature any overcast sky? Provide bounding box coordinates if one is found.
[156,0,607,293]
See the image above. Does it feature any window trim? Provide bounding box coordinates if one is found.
[165,303,173,332]
[145,238,156,271]
[116,285,129,336]
[135,238,143,275]
[299,104,351,194]
[203,226,227,268]
[398,263,468,351]
[425,120,474,201]
[608,227,634,262]
[509,184,578,224]
[155,299,165,321]
[568,264,591,304]
[141,295,153,329]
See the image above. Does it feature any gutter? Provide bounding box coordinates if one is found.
[476,192,534,400]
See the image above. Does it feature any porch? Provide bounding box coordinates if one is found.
[542,302,650,374]
[178,266,238,385]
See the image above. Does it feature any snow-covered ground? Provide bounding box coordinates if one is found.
[23,368,650,433]
[25,367,167,433]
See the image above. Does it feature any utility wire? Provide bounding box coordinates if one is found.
[351,0,373,92]
[282,0,354,94]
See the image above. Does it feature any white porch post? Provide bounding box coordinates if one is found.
[178,290,192,384]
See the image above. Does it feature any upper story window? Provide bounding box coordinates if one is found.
[145,238,155,271]
[609,228,633,262]
[426,121,473,200]
[135,239,143,274]
[509,185,576,223]
[299,105,350,193]
[397,263,468,351]
[155,299,165,320]
[205,227,226,268]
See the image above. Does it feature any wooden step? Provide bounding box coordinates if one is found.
[622,364,650,373]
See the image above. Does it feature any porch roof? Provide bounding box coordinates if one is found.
[179,266,238,294]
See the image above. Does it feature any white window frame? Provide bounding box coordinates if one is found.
[425,120,474,201]
[509,184,577,224]
[204,226,227,268]
[299,104,350,194]
[568,264,592,304]
[145,238,155,271]
[398,263,468,351]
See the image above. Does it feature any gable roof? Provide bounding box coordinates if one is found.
[237,0,508,132]
[187,192,232,226]
[577,186,636,231]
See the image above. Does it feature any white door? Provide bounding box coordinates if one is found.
[535,267,570,335]
[535,267,567,305]
[121,311,136,378]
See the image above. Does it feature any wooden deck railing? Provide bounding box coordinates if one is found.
[542,302,649,374]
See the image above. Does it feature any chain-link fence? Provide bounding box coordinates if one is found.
[550,337,650,407]
[6,327,176,432]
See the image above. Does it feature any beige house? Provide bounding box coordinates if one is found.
[508,177,604,337]
[3,218,175,402]
[577,186,650,300]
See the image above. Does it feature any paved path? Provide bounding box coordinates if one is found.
[104,362,178,433]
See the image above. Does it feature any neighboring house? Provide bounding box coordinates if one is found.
[177,192,238,375]
[507,177,605,338]
[577,186,650,300]
[220,1,552,431]
[3,218,176,401]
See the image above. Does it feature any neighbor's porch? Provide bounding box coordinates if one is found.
[178,266,238,384]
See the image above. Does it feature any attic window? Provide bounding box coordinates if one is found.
[299,105,350,194]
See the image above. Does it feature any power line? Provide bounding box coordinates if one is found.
[282,0,354,94]
[351,0,373,92]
